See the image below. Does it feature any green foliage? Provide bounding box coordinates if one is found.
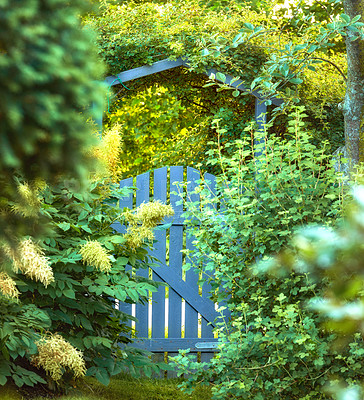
[105,75,255,176]
[298,52,346,149]
[180,106,343,297]
[21,180,165,386]
[85,0,268,75]
[92,0,270,175]
[0,298,50,388]
[88,0,347,171]
[170,108,364,399]
[256,184,364,399]
[0,178,169,390]
[107,85,191,176]
[0,0,105,247]
[270,0,344,42]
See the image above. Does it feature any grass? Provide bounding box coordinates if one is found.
[0,373,212,400]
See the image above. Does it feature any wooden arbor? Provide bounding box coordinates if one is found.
[97,57,283,133]
[100,59,283,362]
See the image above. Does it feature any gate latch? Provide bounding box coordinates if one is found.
[195,342,219,349]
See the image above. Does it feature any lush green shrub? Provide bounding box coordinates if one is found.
[0,176,173,391]
[18,179,170,387]
[171,107,363,399]
[256,184,364,399]
[179,106,344,304]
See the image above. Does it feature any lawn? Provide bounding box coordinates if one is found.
[0,373,212,400]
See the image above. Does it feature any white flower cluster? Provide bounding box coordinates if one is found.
[123,200,174,250]
[0,238,54,298]
[11,182,42,218]
[32,334,86,381]
[79,240,112,272]
[0,272,20,299]
[9,238,54,287]
[91,124,122,183]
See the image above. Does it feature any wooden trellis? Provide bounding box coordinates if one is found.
[96,57,283,134]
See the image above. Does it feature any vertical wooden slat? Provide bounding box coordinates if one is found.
[135,172,150,338]
[201,353,214,364]
[136,172,150,205]
[118,177,134,321]
[184,167,200,338]
[168,166,184,339]
[204,173,231,324]
[151,167,167,340]
[200,172,216,340]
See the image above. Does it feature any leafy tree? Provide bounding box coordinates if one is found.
[200,0,364,167]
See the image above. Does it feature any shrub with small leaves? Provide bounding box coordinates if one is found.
[171,108,362,399]
[256,185,364,399]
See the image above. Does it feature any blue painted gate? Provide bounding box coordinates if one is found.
[117,166,228,364]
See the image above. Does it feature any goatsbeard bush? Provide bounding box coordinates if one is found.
[171,107,364,399]
[0,177,173,391]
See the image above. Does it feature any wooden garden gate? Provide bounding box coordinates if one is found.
[117,166,229,364]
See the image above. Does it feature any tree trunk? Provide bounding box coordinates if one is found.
[342,0,364,165]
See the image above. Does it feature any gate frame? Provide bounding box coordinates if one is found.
[116,166,224,359]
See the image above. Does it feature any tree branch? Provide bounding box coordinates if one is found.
[310,57,347,82]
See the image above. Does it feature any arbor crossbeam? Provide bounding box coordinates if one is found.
[99,57,284,133]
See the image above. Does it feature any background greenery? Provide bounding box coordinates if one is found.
[2,0,364,398]
[85,0,347,178]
